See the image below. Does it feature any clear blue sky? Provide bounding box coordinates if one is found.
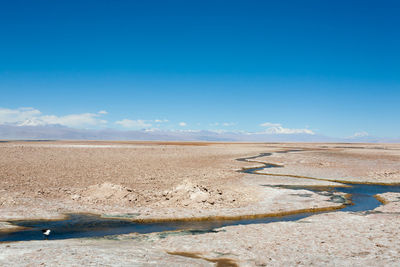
[1,0,399,138]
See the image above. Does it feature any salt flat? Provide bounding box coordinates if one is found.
[1,141,400,266]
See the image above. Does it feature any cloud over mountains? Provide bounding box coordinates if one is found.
[0,107,397,142]
[259,122,314,135]
[0,124,396,143]
[0,107,107,128]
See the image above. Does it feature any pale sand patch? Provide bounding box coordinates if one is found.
[375,192,400,213]
[0,222,23,232]
[156,210,400,266]
[257,148,400,184]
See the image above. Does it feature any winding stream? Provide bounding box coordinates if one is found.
[1,150,400,243]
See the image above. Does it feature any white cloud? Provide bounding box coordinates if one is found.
[174,129,200,133]
[0,107,107,128]
[116,118,168,129]
[260,122,282,127]
[0,107,316,136]
[259,121,314,135]
[265,126,314,135]
[154,119,169,123]
[144,128,161,132]
[0,107,41,124]
[38,114,107,128]
[211,122,236,127]
[352,131,369,137]
[115,119,152,129]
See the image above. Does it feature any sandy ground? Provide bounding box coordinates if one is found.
[0,141,269,220]
[1,141,400,266]
[0,141,358,221]
[257,144,400,184]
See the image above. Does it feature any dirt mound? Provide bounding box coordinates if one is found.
[74,182,138,204]
[161,180,236,207]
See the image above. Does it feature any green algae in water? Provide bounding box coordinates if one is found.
[101,213,141,219]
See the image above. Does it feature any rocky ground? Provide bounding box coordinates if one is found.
[1,141,400,266]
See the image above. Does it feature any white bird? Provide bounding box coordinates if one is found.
[41,229,51,239]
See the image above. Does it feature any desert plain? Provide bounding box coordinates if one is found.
[1,141,400,266]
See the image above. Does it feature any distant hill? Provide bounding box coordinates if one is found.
[0,124,398,143]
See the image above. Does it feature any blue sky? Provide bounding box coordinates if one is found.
[1,0,399,138]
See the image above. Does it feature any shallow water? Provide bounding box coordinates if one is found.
[1,150,400,242]
[336,184,400,212]
[270,183,400,212]
[0,211,322,242]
